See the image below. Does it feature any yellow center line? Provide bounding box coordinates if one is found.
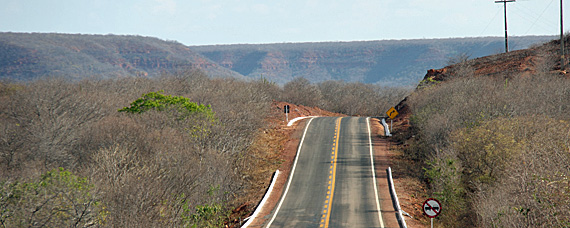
[321,117,342,228]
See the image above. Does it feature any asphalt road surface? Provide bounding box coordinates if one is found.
[266,117,384,228]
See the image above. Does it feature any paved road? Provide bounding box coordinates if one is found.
[266,117,384,228]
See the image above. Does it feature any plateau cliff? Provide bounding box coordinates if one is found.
[193,36,554,86]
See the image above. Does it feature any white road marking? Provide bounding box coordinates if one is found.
[367,117,385,228]
[266,117,315,228]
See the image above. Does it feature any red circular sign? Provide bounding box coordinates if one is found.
[422,198,442,218]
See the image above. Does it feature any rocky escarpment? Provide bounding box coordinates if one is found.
[0,33,245,81]
[193,36,556,86]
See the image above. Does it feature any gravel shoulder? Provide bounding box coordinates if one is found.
[370,117,428,227]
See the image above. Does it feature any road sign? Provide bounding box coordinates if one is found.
[386,107,398,119]
[284,105,290,123]
[423,198,442,218]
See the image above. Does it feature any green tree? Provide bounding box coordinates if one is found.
[118,90,215,121]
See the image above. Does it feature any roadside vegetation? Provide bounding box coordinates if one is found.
[0,70,408,227]
[283,77,409,116]
[401,39,570,227]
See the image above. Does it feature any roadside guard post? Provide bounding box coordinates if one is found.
[385,107,399,132]
[284,105,290,123]
[423,198,442,228]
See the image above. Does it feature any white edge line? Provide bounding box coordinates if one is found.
[367,117,386,228]
[266,117,315,228]
[241,170,280,228]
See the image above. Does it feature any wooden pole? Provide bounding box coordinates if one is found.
[561,0,565,71]
[495,0,516,53]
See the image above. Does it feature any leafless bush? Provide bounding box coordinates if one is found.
[283,77,323,107]
[449,62,475,79]
[0,78,105,174]
[318,80,410,116]
[0,69,283,227]
[534,48,558,73]
[474,117,570,227]
[408,73,570,226]
[1,68,411,227]
[446,52,475,79]
[89,140,218,227]
[447,52,471,66]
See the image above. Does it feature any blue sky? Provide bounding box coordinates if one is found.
[1,0,567,45]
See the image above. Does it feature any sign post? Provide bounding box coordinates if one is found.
[284,105,290,123]
[423,198,442,228]
[385,107,399,132]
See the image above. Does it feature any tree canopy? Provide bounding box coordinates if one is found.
[118,91,215,121]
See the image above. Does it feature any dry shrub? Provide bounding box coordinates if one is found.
[1,70,409,227]
[318,80,410,116]
[448,55,475,79]
[474,117,570,227]
[0,70,282,227]
[423,147,467,227]
[281,77,411,116]
[283,77,323,107]
[74,115,149,166]
[408,73,570,226]
[0,78,105,174]
[407,77,501,158]
[89,142,216,227]
[535,48,558,73]
[452,117,526,189]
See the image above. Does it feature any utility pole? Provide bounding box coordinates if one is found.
[495,0,515,53]
[561,0,565,71]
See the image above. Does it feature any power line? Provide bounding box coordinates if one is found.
[510,0,558,35]
[479,7,503,36]
[510,5,557,34]
[515,0,558,28]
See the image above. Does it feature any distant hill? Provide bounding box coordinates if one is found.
[0,32,244,81]
[0,33,555,85]
[192,36,555,86]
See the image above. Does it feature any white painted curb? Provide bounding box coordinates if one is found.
[287,116,318,126]
[387,167,407,228]
[381,118,392,136]
[242,170,280,228]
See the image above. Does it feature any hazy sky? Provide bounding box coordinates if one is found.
[1,0,567,45]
